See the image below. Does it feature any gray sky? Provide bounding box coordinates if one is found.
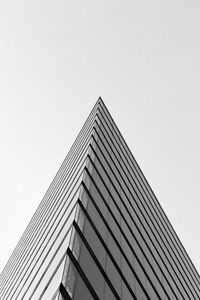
[0,0,200,275]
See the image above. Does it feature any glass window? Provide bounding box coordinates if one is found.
[104,282,117,300]
[81,190,140,300]
[94,157,110,190]
[72,272,94,300]
[106,255,121,297]
[122,280,134,300]
[83,218,106,269]
[107,212,120,243]
[78,240,106,299]
[61,255,94,300]
[41,257,65,300]
[94,143,110,175]
[108,196,120,224]
[107,231,121,266]
[87,198,107,242]
[65,257,76,297]
[110,171,120,195]
[134,279,148,300]
[89,181,108,221]
[89,168,109,204]
[121,256,135,295]
[109,185,121,208]
[121,218,132,247]
[121,234,133,265]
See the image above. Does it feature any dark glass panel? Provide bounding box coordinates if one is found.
[78,242,105,300]
[83,217,106,269]
[121,234,133,265]
[89,167,109,204]
[122,281,134,300]
[121,256,135,295]
[86,198,107,242]
[73,272,94,300]
[94,143,110,175]
[107,212,121,243]
[89,181,108,221]
[105,256,121,297]
[104,283,116,300]
[106,231,121,266]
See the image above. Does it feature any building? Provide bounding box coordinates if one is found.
[0,98,200,300]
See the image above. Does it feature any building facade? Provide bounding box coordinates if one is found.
[1,98,200,300]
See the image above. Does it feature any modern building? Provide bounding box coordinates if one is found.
[0,98,200,300]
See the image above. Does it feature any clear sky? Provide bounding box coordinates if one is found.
[0,0,200,275]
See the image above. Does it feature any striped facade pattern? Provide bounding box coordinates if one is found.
[0,98,199,300]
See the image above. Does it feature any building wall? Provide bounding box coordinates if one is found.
[65,100,200,300]
[0,100,99,300]
[1,98,199,300]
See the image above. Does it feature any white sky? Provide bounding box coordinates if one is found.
[0,0,200,276]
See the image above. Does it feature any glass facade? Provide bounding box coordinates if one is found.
[1,98,199,300]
